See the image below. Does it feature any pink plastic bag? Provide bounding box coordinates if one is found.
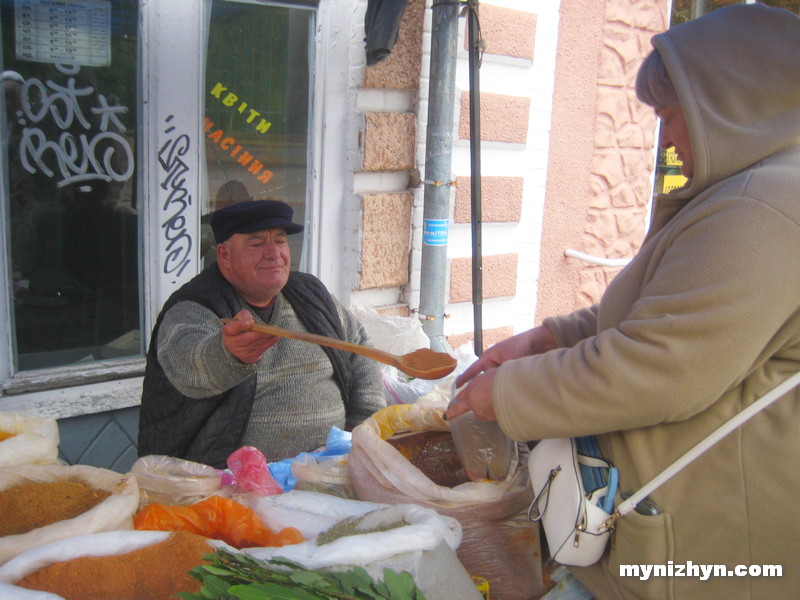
[226,446,283,495]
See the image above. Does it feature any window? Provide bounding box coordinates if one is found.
[0,0,321,401]
[203,0,314,271]
[1,0,140,372]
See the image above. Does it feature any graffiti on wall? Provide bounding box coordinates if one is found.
[158,114,193,279]
[16,63,133,189]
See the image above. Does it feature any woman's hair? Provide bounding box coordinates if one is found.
[635,49,679,109]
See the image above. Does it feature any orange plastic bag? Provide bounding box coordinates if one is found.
[134,495,304,549]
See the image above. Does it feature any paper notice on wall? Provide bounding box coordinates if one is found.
[15,0,111,67]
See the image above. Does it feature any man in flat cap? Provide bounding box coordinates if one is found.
[138,199,386,468]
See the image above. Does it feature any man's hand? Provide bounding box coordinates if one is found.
[222,309,280,364]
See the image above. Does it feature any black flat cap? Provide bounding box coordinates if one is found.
[210,199,304,244]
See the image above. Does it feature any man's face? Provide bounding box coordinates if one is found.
[217,228,291,306]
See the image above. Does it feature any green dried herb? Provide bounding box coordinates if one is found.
[316,513,406,546]
[179,548,426,600]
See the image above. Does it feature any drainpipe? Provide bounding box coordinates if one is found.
[418,0,460,353]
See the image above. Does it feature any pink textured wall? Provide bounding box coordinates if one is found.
[453,176,523,223]
[358,0,425,292]
[536,0,667,323]
[449,254,519,304]
[467,4,537,60]
[459,92,530,143]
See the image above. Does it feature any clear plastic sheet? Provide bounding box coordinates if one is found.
[130,455,221,509]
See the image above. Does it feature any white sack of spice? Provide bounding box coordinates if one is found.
[0,412,60,468]
[0,464,139,565]
[246,489,481,600]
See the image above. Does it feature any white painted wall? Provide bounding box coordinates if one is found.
[445,0,560,339]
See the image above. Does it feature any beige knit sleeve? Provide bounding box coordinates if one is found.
[157,301,256,398]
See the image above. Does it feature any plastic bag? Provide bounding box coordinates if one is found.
[448,380,515,482]
[350,306,441,405]
[291,454,355,499]
[349,401,542,600]
[0,413,60,468]
[0,464,139,565]
[538,563,595,600]
[226,446,283,496]
[134,494,304,549]
[267,427,352,492]
[130,455,221,509]
[350,306,430,357]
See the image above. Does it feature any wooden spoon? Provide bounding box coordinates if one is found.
[220,319,457,380]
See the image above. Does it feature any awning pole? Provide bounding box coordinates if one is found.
[466,0,483,355]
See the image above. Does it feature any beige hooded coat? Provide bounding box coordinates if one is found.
[492,5,800,599]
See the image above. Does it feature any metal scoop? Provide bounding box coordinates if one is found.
[221,319,457,380]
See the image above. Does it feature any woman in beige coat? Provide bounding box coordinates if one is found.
[447,5,800,599]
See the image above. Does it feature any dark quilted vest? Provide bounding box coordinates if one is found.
[137,265,351,468]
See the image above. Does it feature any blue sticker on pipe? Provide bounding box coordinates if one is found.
[423,219,449,246]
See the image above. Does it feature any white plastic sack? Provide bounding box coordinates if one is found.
[351,306,430,356]
[0,582,62,599]
[247,490,481,600]
[0,530,232,599]
[349,400,542,600]
[0,413,60,468]
[350,397,525,506]
[351,306,442,404]
[0,464,139,565]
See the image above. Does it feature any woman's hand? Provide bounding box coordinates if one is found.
[455,325,557,388]
[447,325,557,422]
[445,368,498,421]
[222,309,280,363]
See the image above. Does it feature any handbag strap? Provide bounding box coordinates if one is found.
[609,370,800,526]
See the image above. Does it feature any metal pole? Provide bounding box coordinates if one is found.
[467,1,483,356]
[419,0,459,353]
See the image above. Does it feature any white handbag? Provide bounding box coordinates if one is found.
[527,371,800,567]
[527,436,617,567]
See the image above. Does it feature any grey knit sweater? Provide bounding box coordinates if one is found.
[157,292,385,462]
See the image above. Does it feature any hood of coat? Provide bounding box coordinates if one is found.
[651,4,800,200]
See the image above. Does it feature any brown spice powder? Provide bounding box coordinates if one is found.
[0,480,111,537]
[16,530,212,600]
[403,348,456,370]
[387,430,470,487]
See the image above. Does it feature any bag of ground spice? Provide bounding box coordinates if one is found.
[0,529,231,600]
[350,400,543,600]
[0,464,139,566]
[0,412,59,469]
